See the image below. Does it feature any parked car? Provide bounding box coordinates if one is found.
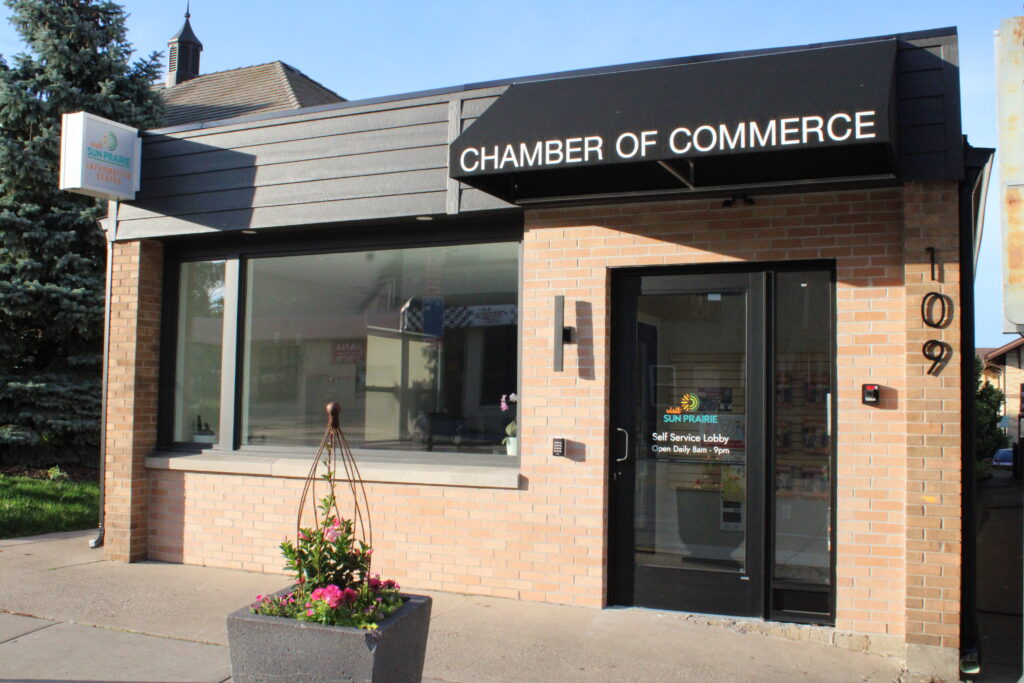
[992,448,1014,469]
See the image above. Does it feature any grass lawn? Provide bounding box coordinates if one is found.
[0,474,99,539]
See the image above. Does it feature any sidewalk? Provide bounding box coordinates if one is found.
[0,530,905,682]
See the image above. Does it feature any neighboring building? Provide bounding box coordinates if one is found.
[157,11,344,127]
[98,21,993,682]
[983,337,1024,442]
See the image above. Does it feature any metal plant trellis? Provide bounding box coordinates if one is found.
[296,402,372,549]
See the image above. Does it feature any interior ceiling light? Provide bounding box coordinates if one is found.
[240,229,257,234]
[415,216,433,221]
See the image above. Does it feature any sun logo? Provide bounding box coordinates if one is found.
[665,393,701,415]
[102,132,118,151]
[680,393,700,411]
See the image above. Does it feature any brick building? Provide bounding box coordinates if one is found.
[982,338,1024,444]
[97,24,992,681]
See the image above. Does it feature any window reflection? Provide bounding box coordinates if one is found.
[772,271,832,615]
[241,243,518,457]
[173,261,225,443]
[635,289,748,574]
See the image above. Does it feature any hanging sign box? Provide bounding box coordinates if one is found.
[59,111,141,201]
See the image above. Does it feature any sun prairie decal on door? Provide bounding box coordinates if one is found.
[653,388,744,458]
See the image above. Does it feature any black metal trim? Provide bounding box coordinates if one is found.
[232,255,247,451]
[957,143,992,662]
[160,213,524,261]
[513,175,899,210]
[156,254,181,450]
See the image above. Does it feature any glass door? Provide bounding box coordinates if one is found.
[770,270,835,622]
[610,271,766,616]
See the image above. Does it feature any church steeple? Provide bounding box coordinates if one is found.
[167,3,203,87]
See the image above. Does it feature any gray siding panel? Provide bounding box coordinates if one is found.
[899,96,946,126]
[898,70,943,96]
[141,146,447,199]
[899,124,948,152]
[121,86,511,240]
[461,96,500,119]
[140,122,448,182]
[116,192,448,239]
[121,168,446,220]
[459,187,516,212]
[897,34,963,180]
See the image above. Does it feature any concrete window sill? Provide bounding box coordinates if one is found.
[145,451,522,489]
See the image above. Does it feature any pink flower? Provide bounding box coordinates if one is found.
[307,608,314,616]
[382,579,399,591]
[368,575,381,590]
[324,518,341,542]
[342,587,358,605]
[311,585,344,609]
[297,531,307,541]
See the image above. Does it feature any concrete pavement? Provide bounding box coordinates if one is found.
[975,470,1023,682]
[0,529,906,682]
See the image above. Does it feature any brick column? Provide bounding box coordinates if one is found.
[902,181,962,678]
[103,239,163,562]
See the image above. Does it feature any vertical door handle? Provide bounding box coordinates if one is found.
[826,392,832,437]
[615,427,630,462]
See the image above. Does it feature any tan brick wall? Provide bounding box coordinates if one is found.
[903,182,963,651]
[104,239,163,562]
[128,185,963,645]
[521,188,911,635]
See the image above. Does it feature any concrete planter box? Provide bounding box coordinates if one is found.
[226,592,432,683]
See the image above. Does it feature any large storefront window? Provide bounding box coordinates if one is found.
[240,242,518,455]
[173,260,225,443]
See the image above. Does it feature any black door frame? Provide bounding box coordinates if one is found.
[609,268,767,617]
[608,261,837,623]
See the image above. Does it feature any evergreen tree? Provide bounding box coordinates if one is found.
[974,356,1009,461]
[0,0,163,464]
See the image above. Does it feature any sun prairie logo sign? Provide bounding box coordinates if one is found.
[664,393,718,424]
[90,131,118,152]
[85,129,131,169]
[666,393,701,414]
[59,111,140,200]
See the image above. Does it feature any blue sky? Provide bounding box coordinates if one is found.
[0,1,1018,347]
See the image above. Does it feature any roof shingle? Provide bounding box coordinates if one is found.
[158,61,345,127]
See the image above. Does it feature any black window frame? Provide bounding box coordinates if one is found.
[157,215,524,456]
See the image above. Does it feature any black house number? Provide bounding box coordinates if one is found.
[920,250,953,376]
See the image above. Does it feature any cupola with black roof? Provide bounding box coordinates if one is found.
[167,3,203,87]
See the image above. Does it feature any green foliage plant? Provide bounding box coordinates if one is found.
[974,357,1009,461]
[280,489,371,590]
[251,454,402,630]
[46,465,69,481]
[0,0,164,465]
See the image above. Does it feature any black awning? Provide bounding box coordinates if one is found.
[450,40,898,203]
